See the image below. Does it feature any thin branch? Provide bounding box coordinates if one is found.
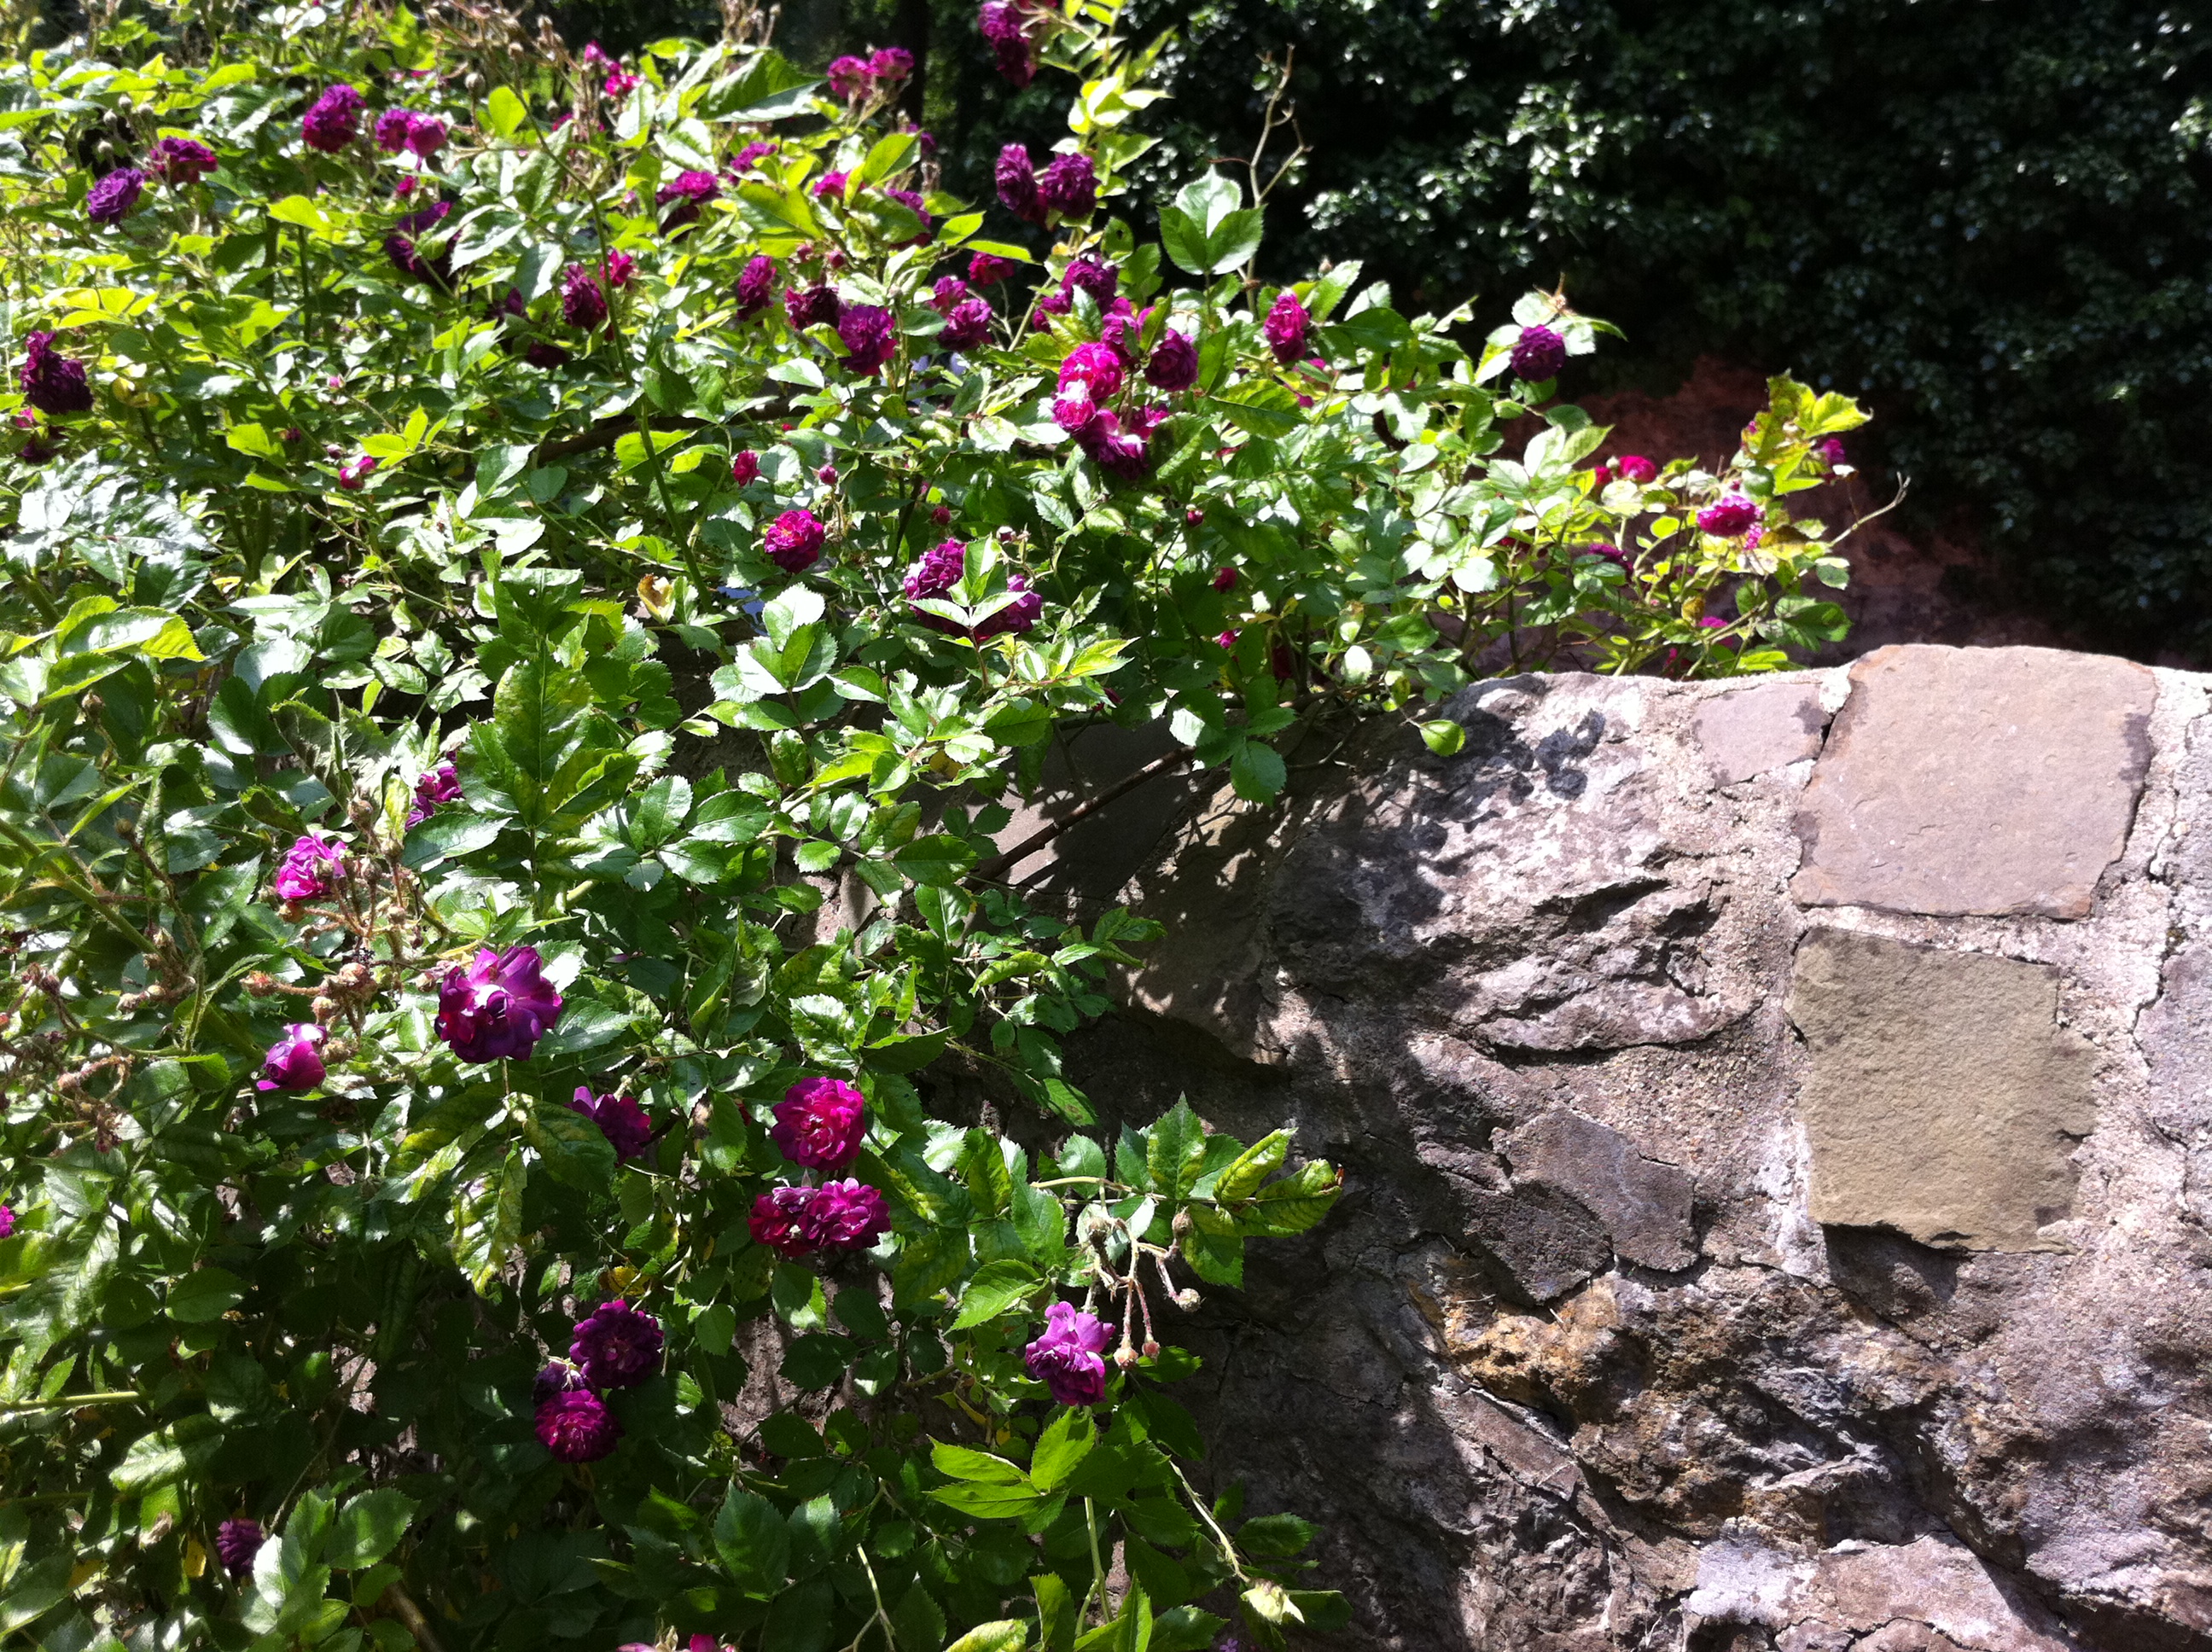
[969,748,1193,883]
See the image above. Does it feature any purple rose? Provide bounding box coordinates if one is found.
[524,341,571,369]
[404,113,447,160]
[931,276,970,312]
[1814,436,1848,468]
[1024,1300,1111,1406]
[837,304,897,376]
[536,1390,622,1462]
[373,108,414,154]
[733,139,775,172]
[1058,341,1123,401]
[532,1359,588,1406]
[604,250,635,288]
[968,253,1016,286]
[19,333,91,416]
[812,170,852,201]
[338,455,379,489]
[1076,404,1168,481]
[1037,153,1097,219]
[603,67,640,99]
[763,508,826,573]
[827,55,874,101]
[0,1205,13,1239]
[215,1518,265,1578]
[881,186,932,236]
[1212,567,1238,591]
[434,945,564,1063]
[561,265,608,329]
[407,761,460,827]
[257,1024,327,1093]
[302,84,364,153]
[571,1298,664,1388]
[656,170,719,232]
[803,1179,890,1251]
[274,832,344,901]
[385,201,452,282]
[770,1076,867,1171]
[1509,323,1566,381]
[147,137,218,186]
[1060,256,1118,310]
[1262,291,1309,365]
[905,538,967,604]
[749,1185,818,1258]
[736,254,777,319]
[571,1086,651,1162]
[1697,492,1763,538]
[978,0,1033,86]
[1099,300,1142,364]
[904,539,1034,637]
[1616,453,1658,484]
[940,299,992,352]
[1054,393,1099,433]
[1146,329,1198,393]
[731,449,760,486]
[995,143,1045,225]
[785,282,842,331]
[869,46,914,81]
[86,168,145,226]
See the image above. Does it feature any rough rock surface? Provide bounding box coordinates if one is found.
[1016,643,2212,1650]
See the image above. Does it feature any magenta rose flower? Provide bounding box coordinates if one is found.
[735,254,777,319]
[769,1076,866,1170]
[906,540,1040,637]
[0,1205,13,1239]
[1615,453,1658,484]
[1145,329,1198,393]
[257,1024,327,1093]
[1212,567,1238,592]
[533,1359,588,1405]
[215,1518,265,1577]
[524,341,570,370]
[1262,292,1309,364]
[1697,492,1763,538]
[733,139,776,172]
[1076,404,1169,481]
[1058,341,1124,401]
[930,276,970,312]
[338,455,378,489]
[403,113,447,160]
[86,168,146,226]
[536,1390,621,1462]
[561,265,608,329]
[749,1184,819,1258]
[571,1299,663,1388]
[940,299,992,352]
[570,1086,651,1162]
[656,170,719,232]
[374,108,414,153]
[763,508,826,573]
[827,55,874,101]
[407,761,461,827]
[434,945,564,1063]
[803,1179,890,1251]
[385,201,453,282]
[731,449,760,486]
[147,137,218,186]
[1060,256,1118,309]
[968,252,1016,286]
[869,46,914,81]
[837,304,897,375]
[1814,436,1848,468]
[1037,153,1097,219]
[812,170,852,201]
[785,282,842,332]
[1024,1300,1111,1406]
[978,0,1033,86]
[995,142,1045,224]
[604,250,635,288]
[1509,323,1566,381]
[302,84,364,152]
[274,832,345,901]
[20,333,91,416]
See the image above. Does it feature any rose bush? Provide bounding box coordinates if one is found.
[0,1,1868,1649]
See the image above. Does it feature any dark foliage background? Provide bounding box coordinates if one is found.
[26,0,2211,655]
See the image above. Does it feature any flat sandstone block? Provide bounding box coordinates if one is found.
[1693,679,1827,783]
[1788,929,2097,1251]
[1790,644,2155,918]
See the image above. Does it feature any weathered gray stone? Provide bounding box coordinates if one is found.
[1501,1108,1697,1271]
[1697,678,1830,782]
[1790,644,2156,919]
[1787,928,2098,1251]
[981,646,2212,1650]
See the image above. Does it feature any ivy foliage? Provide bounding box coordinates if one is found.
[0,0,1861,1649]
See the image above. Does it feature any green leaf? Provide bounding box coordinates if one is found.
[1234,1159,1342,1236]
[1144,1102,1207,1199]
[713,1487,791,1596]
[930,1440,1027,1483]
[485,85,527,139]
[944,1623,1029,1652]
[951,1259,1042,1329]
[894,833,979,887]
[1228,740,1286,803]
[1029,1409,1096,1492]
[1420,718,1468,757]
[166,1265,244,1323]
[1211,1131,1288,1204]
[893,1581,946,1652]
[928,1481,1054,1521]
[328,1489,418,1569]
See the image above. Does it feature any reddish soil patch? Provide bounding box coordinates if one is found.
[1575,358,2069,663]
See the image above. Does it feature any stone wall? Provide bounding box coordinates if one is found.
[1019,645,2212,1651]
